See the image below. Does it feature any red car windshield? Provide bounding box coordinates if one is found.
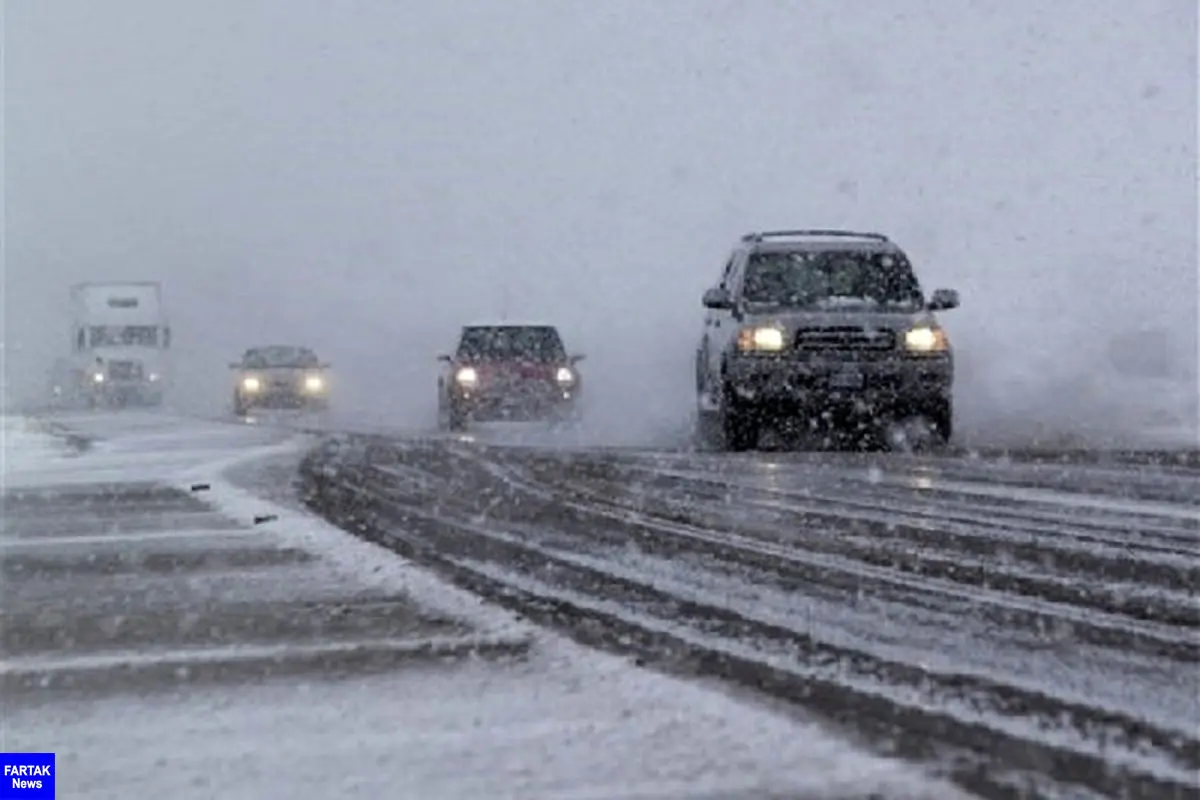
[456,326,566,363]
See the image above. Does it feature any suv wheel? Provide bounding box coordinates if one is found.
[446,403,468,432]
[719,388,759,451]
[928,398,953,444]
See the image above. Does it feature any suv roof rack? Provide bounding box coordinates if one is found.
[741,229,890,243]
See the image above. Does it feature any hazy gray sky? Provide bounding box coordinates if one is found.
[5,0,1197,441]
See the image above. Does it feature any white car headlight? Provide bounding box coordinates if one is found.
[904,326,949,353]
[242,376,261,392]
[737,325,786,352]
[555,367,575,385]
[455,367,478,386]
[304,374,324,392]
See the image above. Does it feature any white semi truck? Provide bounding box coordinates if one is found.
[49,282,172,408]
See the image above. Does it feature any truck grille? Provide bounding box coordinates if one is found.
[794,326,896,351]
[107,361,144,380]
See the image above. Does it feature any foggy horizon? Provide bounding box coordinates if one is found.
[5,0,1197,446]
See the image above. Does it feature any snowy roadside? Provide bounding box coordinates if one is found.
[955,369,1199,451]
[1,415,81,477]
[3,411,971,799]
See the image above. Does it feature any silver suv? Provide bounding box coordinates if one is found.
[695,230,961,451]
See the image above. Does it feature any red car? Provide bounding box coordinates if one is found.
[437,324,585,431]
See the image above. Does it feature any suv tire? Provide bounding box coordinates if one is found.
[446,403,468,432]
[928,398,953,444]
[719,387,759,451]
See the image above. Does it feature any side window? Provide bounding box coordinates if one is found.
[725,251,748,298]
[719,256,736,289]
[75,329,85,351]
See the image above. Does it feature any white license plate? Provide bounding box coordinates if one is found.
[829,370,864,389]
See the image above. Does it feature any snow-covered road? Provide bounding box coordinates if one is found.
[300,426,1200,799]
[1,411,965,799]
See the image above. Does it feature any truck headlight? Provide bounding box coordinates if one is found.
[905,325,949,353]
[455,367,478,386]
[304,374,324,392]
[555,367,575,385]
[737,325,786,353]
[92,373,105,383]
[242,376,261,392]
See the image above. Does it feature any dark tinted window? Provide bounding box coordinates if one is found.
[244,346,320,368]
[456,326,566,361]
[742,249,923,309]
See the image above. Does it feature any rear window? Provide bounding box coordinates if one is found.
[457,326,566,362]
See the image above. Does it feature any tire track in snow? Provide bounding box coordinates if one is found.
[299,437,1200,800]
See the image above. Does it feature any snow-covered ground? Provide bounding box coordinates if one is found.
[1,410,968,799]
[1,415,80,476]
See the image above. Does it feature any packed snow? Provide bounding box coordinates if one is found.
[1,416,77,477]
[2,412,970,799]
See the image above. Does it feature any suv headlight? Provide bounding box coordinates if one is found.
[555,367,575,385]
[242,376,261,392]
[737,325,786,353]
[304,374,325,392]
[92,372,105,383]
[455,367,478,386]
[904,325,949,353]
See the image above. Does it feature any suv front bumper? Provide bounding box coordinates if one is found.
[724,353,952,415]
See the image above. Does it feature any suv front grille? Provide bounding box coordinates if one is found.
[794,326,896,351]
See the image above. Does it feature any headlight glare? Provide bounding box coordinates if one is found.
[92,373,105,383]
[555,367,575,385]
[455,367,478,386]
[304,374,324,392]
[905,326,948,353]
[242,376,261,392]
[737,326,786,352]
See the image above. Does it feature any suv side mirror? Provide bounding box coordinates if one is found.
[569,354,586,365]
[437,354,452,363]
[702,287,734,310]
[927,288,960,311]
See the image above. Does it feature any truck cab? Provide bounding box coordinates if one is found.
[64,282,171,408]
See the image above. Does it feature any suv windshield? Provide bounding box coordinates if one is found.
[244,346,319,368]
[457,326,566,362]
[742,250,924,309]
